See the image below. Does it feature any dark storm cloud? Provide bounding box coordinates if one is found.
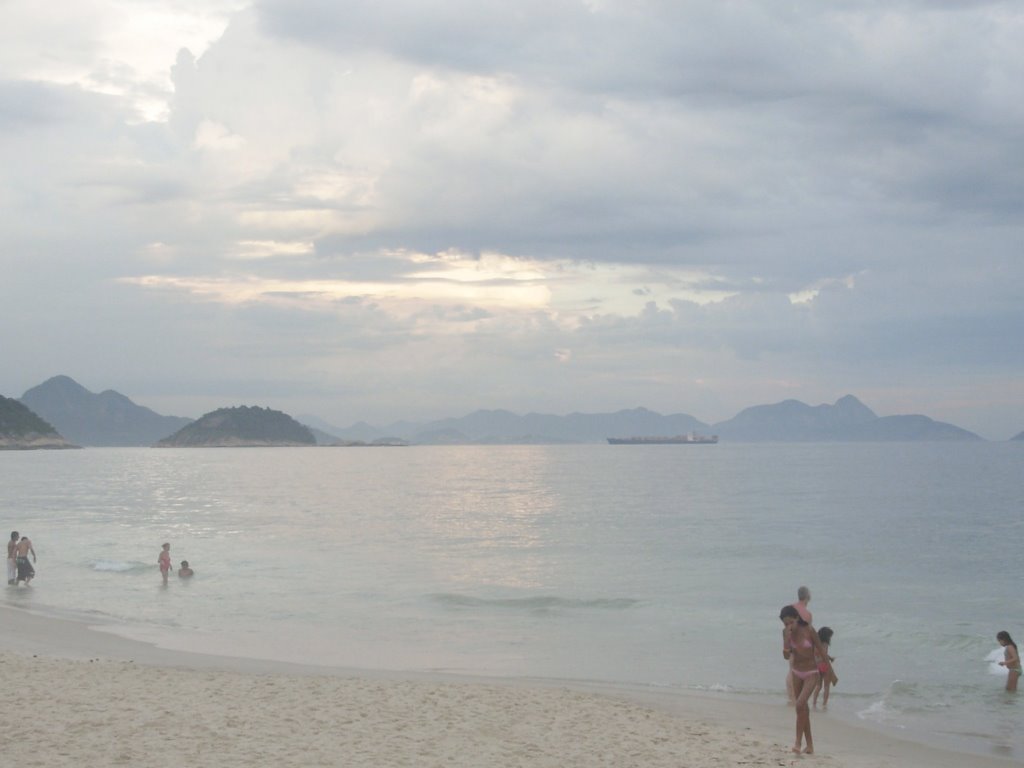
[154,11,1004,294]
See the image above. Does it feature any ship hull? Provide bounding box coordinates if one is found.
[607,435,718,445]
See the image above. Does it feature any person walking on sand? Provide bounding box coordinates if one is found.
[997,631,1020,692]
[7,531,19,585]
[15,535,36,585]
[158,542,172,584]
[786,586,814,703]
[780,604,832,755]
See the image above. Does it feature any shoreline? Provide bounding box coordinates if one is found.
[2,605,1019,767]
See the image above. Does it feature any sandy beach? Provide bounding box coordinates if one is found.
[0,605,1018,768]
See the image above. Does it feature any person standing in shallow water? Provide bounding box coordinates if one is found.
[158,543,172,584]
[997,631,1020,692]
[812,626,837,709]
[780,604,832,755]
[7,531,18,585]
[794,585,812,624]
[15,535,36,584]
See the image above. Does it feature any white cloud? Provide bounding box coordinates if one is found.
[231,239,315,260]
[1,0,1022,437]
[1,0,246,121]
[193,119,245,150]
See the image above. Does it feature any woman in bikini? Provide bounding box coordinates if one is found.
[780,604,832,755]
[158,543,172,585]
[812,626,837,709]
[997,631,1020,692]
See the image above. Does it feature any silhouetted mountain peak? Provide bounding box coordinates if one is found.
[98,389,135,405]
[832,394,877,420]
[21,375,192,446]
[713,395,978,442]
[25,375,90,405]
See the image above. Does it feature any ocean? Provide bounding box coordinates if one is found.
[2,442,1022,759]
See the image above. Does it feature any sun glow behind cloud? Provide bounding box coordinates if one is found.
[2,0,245,121]
[120,248,737,330]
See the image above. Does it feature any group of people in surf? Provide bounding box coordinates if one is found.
[780,586,1020,757]
[7,532,196,588]
[157,542,193,584]
[6,531,36,586]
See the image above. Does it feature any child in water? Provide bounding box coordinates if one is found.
[997,631,1020,692]
[158,543,172,584]
[813,626,836,708]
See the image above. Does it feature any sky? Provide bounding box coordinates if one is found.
[1,1,1022,438]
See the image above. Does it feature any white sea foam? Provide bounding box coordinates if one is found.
[92,560,143,572]
[704,683,733,693]
[858,697,894,723]
[986,647,1008,676]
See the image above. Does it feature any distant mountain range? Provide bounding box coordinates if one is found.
[709,394,980,442]
[2,375,1010,447]
[302,407,709,445]
[20,376,192,446]
[303,394,985,444]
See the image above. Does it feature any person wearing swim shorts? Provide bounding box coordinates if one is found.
[781,604,832,755]
[15,535,36,584]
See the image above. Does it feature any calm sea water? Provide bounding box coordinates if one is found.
[2,443,1022,759]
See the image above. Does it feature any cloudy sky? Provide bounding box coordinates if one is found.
[2,1,1022,437]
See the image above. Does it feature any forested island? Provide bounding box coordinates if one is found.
[156,405,316,447]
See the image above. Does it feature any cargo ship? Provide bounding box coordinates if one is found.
[607,434,718,445]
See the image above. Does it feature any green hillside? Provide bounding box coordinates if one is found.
[157,405,316,447]
[0,396,76,449]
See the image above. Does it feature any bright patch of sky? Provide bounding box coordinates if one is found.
[2,1,245,121]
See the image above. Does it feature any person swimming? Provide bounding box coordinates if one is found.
[178,560,194,578]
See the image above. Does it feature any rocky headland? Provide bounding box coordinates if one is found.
[0,395,78,450]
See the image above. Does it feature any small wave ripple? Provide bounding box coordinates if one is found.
[428,593,640,612]
[90,560,152,574]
